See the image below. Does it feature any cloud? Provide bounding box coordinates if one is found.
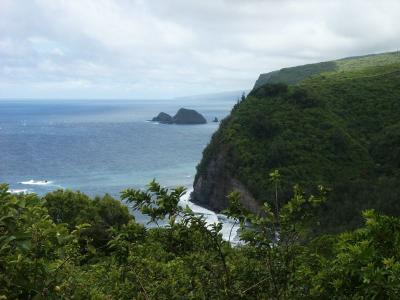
[0,0,399,98]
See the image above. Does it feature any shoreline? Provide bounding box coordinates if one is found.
[8,179,240,243]
[180,188,240,243]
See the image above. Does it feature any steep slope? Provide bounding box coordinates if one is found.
[253,61,336,88]
[192,51,400,233]
[253,51,400,88]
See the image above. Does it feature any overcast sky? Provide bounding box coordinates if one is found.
[0,0,399,99]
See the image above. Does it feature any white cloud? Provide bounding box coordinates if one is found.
[0,0,399,98]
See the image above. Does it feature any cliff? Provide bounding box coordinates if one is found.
[192,152,260,214]
[253,61,336,89]
[191,51,400,234]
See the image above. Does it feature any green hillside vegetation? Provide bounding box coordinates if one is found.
[253,61,336,88]
[2,180,400,299]
[253,51,400,88]
[2,51,400,299]
[196,51,400,233]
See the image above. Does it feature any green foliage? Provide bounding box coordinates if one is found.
[1,179,400,299]
[254,61,337,88]
[196,51,400,234]
[254,51,400,89]
[249,82,288,98]
[308,210,400,299]
[121,179,186,226]
[0,184,83,298]
[44,189,132,249]
[121,181,234,298]
[223,172,327,299]
[4,52,400,299]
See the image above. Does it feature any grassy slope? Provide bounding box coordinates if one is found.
[196,51,400,233]
[254,51,400,88]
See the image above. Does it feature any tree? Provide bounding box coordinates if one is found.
[224,171,327,299]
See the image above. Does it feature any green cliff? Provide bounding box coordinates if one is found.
[192,51,400,233]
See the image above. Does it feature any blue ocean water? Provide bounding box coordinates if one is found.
[0,93,241,234]
[0,94,238,198]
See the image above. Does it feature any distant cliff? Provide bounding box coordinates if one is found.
[253,61,336,89]
[192,51,400,234]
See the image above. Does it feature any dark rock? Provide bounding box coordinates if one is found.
[173,108,207,124]
[213,117,219,122]
[191,152,260,214]
[152,112,173,124]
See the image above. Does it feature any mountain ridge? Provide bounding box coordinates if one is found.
[253,50,400,88]
[192,50,400,234]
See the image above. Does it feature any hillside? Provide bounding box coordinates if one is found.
[2,51,400,298]
[253,51,400,88]
[192,51,400,234]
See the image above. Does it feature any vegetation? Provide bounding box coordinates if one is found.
[1,175,400,299]
[2,51,400,298]
[195,51,400,234]
[253,51,400,88]
[253,61,336,88]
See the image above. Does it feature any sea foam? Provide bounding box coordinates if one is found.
[9,188,31,194]
[20,179,53,186]
[180,188,240,243]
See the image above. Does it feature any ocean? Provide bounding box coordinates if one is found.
[0,93,241,239]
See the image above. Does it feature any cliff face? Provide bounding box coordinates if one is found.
[191,51,400,233]
[191,152,260,214]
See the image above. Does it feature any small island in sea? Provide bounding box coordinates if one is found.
[152,108,207,124]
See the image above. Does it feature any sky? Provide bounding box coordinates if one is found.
[0,0,399,99]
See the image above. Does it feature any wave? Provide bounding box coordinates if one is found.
[180,188,240,243]
[20,179,53,186]
[9,188,31,194]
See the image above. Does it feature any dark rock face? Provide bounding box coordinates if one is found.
[152,112,173,124]
[191,152,260,214]
[173,108,207,124]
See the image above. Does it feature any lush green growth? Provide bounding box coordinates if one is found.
[254,61,336,88]
[2,51,400,299]
[254,51,400,88]
[196,51,400,234]
[1,177,400,299]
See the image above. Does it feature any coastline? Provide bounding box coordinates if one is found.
[180,188,240,243]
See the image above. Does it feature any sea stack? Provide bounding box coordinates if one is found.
[151,108,207,125]
[173,108,207,124]
[151,112,173,124]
